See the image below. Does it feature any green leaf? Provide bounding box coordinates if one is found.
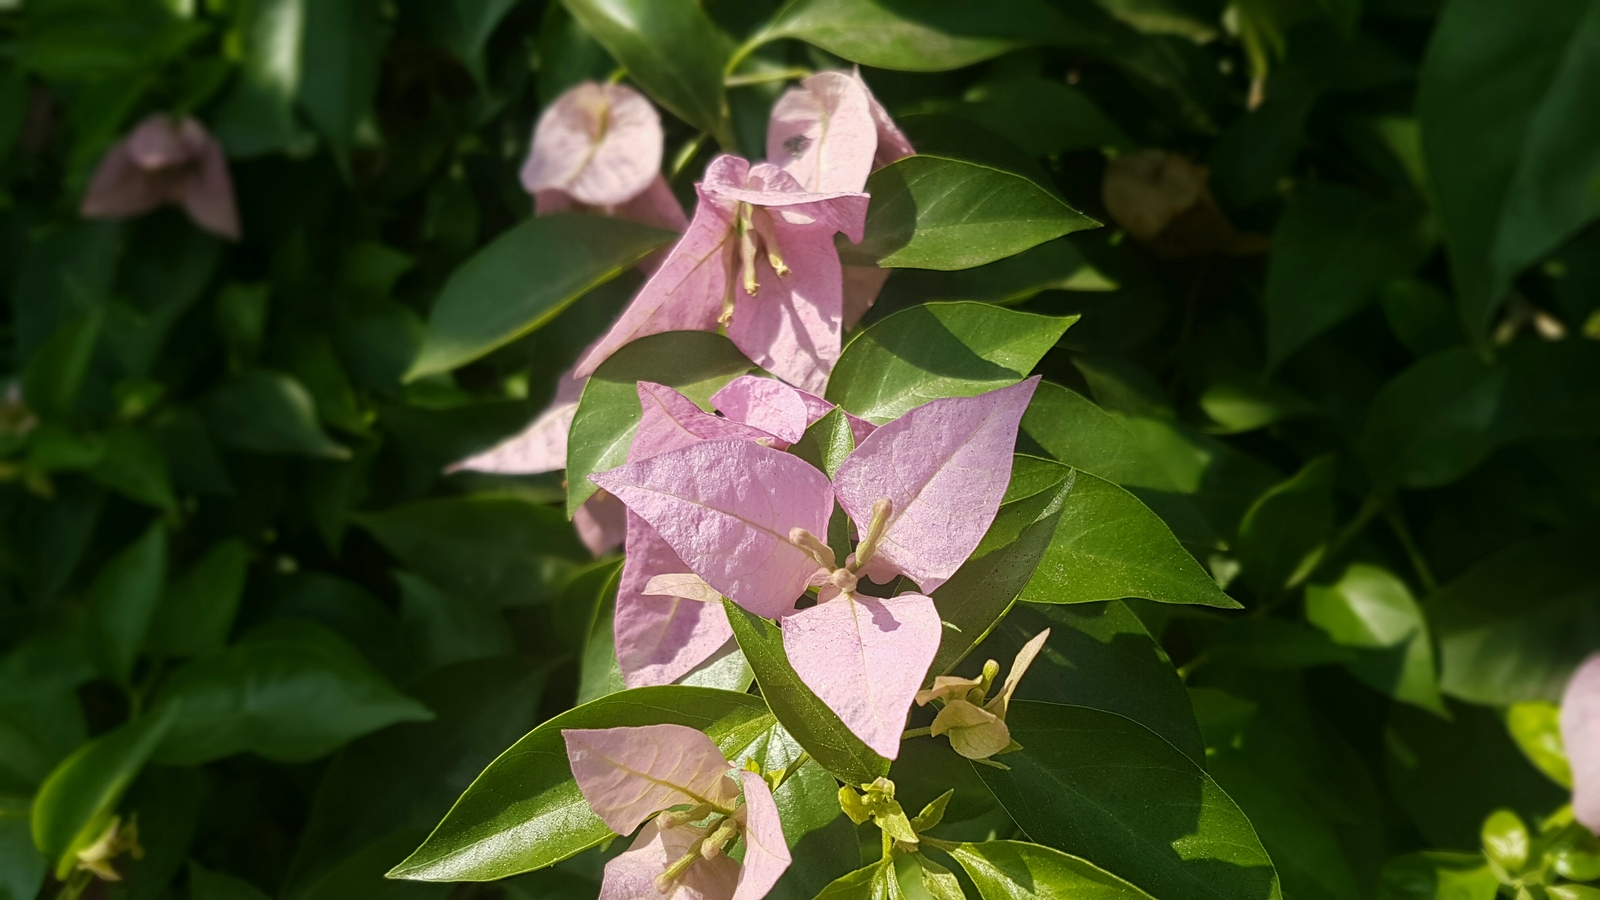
[826,302,1074,423]
[145,540,249,658]
[211,0,312,156]
[560,0,731,144]
[386,686,772,881]
[1504,702,1571,788]
[951,601,1204,763]
[86,523,167,684]
[1375,852,1499,900]
[1384,699,1566,848]
[1418,0,1600,341]
[790,408,857,479]
[88,427,176,512]
[0,692,86,795]
[761,0,1076,71]
[150,621,433,765]
[1018,382,1215,547]
[1480,809,1529,874]
[815,860,894,900]
[0,799,46,900]
[935,76,1132,156]
[419,0,520,82]
[1005,458,1239,609]
[950,840,1158,900]
[299,0,384,176]
[882,237,1117,307]
[975,701,1282,900]
[203,369,351,459]
[1306,564,1446,715]
[566,331,752,515]
[723,599,890,786]
[284,657,549,893]
[357,495,591,608]
[31,703,180,880]
[577,565,626,705]
[1427,528,1600,705]
[406,216,675,380]
[851,156,1099,270]
[22,309,103,420]
[268,572,418,683]
[189,861,273,900]
[106,765,203,900]
[1265,184,1434,369]
[1235,455,1336,594]
[396,573,514,674]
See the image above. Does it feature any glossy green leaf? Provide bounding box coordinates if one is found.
[285,657,549,893]
[1018,382,1214,547]
[1236,455,1335,594]
[724,599,889,786]
[0,692,86,795]
[561,0,731,143]
[22,309,102,420]
[1504,702,1571,788]
[406,216,675,380]
[951,840,1157,900]
[1004,458,1238,609]
[1375,852,1500,900]
[1306,563,1446,715]
[106,765,203,900]
[576,565,626,705]
[827,303,1074,423]
[790,407,856,479]
[31,703,179,880]
[299,0,383,175]
[1418,0,1600,341]
[565,331,752,514]
[761,0,1075,71]
[386,686,772,881]
[852,156,1099,270]
[950,601,1204,763]
[976,701,1282,900]
[1480,809,1529,874]
[88,427,176,512]
[1427,528,1600,705]
[203,369,351,459]
[86,522,167,684]
[268,572,418,683]
[815,860,894,900]
[212,0,310,156]
[357,495,590,608]
[396,573,514,673]
[0,798,46,900]
[145,539,249,658]
[150,621,433,765]
[1265,184,1433,368]
[1384,699,1566,848]
[420,0,520,82]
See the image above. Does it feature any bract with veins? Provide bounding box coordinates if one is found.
[522,82,663,207]
[1563,653,1600,834]
[82,113,240,240]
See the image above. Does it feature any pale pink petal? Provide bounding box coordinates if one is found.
[616,512,734,687]
[732,770,791,900]
[81,139,168,220]
[703,160,868,243]
[832,378,1040,592]
[573,181,737,378]
[726,220,846,395]
[712,376,820,445]
[450,367,587,475]
[841,265,891,331]
[522,82,664,207]
[853,69,915,169]
[179,123,240,240]
[630,382,776,464]
[126,114,193,169]
[767,71,877,194]
[614,174,691,233]
[601,820,740,900]
[535,188,578,215]
[563,724,739,834]
[780,592,942,758]
[1562,653,1600,834]
[575,492,628,557]
[644,573,724,603]
[591,440,832,618]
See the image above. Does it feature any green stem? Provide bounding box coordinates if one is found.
[56,871,92,900]
[1384,506,1438,594]
[775,751,811,789]
[901,727,932,740]
[725,67,812,87]
[919,836,960,852]
[670,134,707,180]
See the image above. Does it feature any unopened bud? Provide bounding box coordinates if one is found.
[788,527,837,570]
[851,499,893,572]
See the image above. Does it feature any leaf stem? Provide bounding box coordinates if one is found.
[774,750,811,789]
[1384,506,1438,594]
[901,727,932,740]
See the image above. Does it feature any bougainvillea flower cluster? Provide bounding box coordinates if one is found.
[81,113,240,240]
